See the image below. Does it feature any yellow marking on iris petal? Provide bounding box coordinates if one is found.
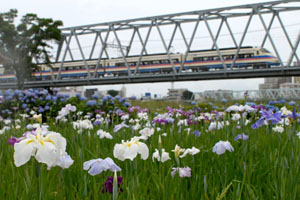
[26,140,34,145]
[127,143,131,148]
[39,141,44,146]
[45,139,55,145]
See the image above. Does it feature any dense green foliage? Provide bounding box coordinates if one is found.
[107,90,119,97]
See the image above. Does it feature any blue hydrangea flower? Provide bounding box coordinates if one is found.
[92,94,99,99]
[86,100,97,106]
[80,97,87,101]
[129,96,136,100]
[221,99,227,103]
[45,95,52,101]
[123,102,131,107]
[289,101,296,106]
[38,107,44,113]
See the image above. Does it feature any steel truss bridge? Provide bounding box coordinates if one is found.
[195,88,300,101]
[1,0,300,89]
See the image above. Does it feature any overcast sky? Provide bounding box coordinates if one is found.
[2,0,299,97]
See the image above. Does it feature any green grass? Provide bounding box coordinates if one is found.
[1,114,300,199]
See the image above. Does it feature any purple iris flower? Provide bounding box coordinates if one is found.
[102,176,123,193]
[234,133,249,141]
[113,122,129,132]
[93,121,102,126]
[194,130,201,137]
[8,136,22,146]
[288,108,300,120]
[251,109,282,129]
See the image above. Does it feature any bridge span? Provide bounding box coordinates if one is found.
[0,0,299,89]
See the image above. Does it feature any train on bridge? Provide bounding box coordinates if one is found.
[0,46,279,81]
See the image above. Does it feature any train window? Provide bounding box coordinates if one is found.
[193,57,203,62]
[223,55,233,60]
[244,54,253,58]
[116,63,125,67]
[152,60,160,64]
[160,60,170,64]
[213,56,220,61]
[238,54,245,58]
[143,61,151,65]
[172,59,179,63]
[128,62,136,66]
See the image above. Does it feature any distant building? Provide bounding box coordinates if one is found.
[280,82,300,89]
[168,88,187,101]
[57,86,84,97]
[294,76,300,84]
[259,77,292,90]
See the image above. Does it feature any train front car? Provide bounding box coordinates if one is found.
[184,46,280,71]
[253,47,280,68]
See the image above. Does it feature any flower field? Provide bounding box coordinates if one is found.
[1,89,300,199]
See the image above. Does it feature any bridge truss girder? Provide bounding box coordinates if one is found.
[52,0,300,81]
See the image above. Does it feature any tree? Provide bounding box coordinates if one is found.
[182,90,194,100]
[107,90,119,97]
[0,9,63,89]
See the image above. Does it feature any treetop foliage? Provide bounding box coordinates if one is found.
[0,9,63,88]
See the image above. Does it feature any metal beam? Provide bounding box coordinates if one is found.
[112,25,131,77]
[94,28,111,77]
[156,21,177,74]
[134,24,153,75]
[74,30,91,78]
[57,32,73,80]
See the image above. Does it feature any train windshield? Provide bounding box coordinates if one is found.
[261,48,270,53]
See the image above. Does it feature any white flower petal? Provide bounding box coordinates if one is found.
[160,150,170,162]
[137,143,149,160]
[14,139,35,167]
[35,142,58,168]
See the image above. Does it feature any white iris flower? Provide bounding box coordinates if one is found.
[113,137,149,161]
[152,149,171,162]
[212,141,234,155]
[179,147,200,158]
[13,128,69,169]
